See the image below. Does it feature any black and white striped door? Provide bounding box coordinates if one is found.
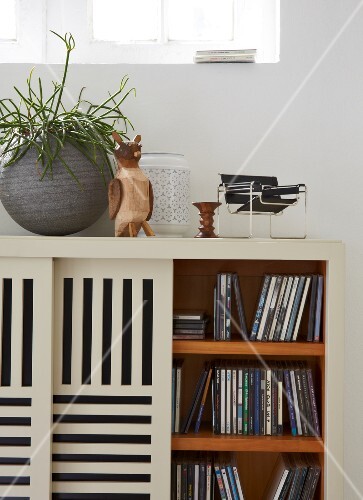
[0,257,53,499]
[52,258,173,500]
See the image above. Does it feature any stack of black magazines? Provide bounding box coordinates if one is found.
[262,453,321,499]
[173,310,209,340]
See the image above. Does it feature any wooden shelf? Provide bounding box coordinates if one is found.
[173,340,325,356]
[171,432,324,453]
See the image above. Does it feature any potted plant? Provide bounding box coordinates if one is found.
[0,32,135,235]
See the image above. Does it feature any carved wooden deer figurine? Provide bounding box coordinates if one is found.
[108,132,155,237]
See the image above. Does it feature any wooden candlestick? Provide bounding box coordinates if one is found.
[192,202,221,238]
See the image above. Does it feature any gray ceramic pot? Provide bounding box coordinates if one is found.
[0,143,111,235]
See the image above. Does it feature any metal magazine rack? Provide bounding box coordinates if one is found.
[217,174,307,238]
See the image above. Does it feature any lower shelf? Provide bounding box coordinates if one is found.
[171,432,324,452]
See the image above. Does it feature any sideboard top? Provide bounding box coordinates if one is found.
[0,236,344,261]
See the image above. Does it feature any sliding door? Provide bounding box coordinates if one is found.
[52,258,173,500]
[0,257,53,499]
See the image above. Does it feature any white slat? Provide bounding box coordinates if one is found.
[52,482,150,494]
[52,423,151,435]
[53,270,64,391]
[0,465,31,476]
[0,446,30,457]
[0,278,3,386]
[53,404,152,416]
[0,426,32,437]
[132,277,143,388]
[10,277,23,388]
[71,277,83,390]
[52,442,151,455]
[52,462,151,474]
[0,485,30,496]
[90,277,103,389]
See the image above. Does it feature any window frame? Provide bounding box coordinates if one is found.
[0,0,279,64]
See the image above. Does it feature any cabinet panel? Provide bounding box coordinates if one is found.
[0,257,53,499]
[53,258,173,499]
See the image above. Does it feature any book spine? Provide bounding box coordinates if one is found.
[225,274,232,340]
[187,463,193,500]
[237,368,243,434]
[181,463,188,500]
[233,466,244,500]
[214,285,217,340]
[254,368,260,435]
[295,368,309,436]
[314,275,324,342]
[260,369,266,435]
[206,463,212,500]
[194,465,199,500]
[301,366,313,436]
[195,367,212,433]
[214,465,227,499]
[226,368,232,434]
[215,365,220,434]
[307,368,321,436]
[280,276,299,341]
[250,275,271,341]
[221,366,226,434]
[274,276,293,340]
[232,368,237,434]
[290,369,302,435]
[175,363,182,433]
[292,276,311,341]
[226,465,238,499]
[199,463,206,500]
[277,368,283,435]
[220,274,226,341]
[221,465,233,500]
[243,368,249,435]
[284,369,297,436]
[286,276,306,341]
[271,368,278,435]
[172,365,176,433]
[248,367,255,435]
[257,276,277,341]
[307,275,318,341]
[265,369,271,435]
[264,275,283,341]
[270,276,287,340]
[233,273,248,339]
[171,461,176,500]
[216,276,221,341]
[176,463,181,500]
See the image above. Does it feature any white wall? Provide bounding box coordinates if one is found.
[1,0,362,497]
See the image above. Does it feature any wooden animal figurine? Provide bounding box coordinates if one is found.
[108,132,155,237]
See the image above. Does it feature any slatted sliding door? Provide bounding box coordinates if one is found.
[52,258,173,500]
[0,257,53,499]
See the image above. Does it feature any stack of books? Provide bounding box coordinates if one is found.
[173,310,208,340]
[263,453,321,499]
[214,272,248,341]
[194,49,256,63]
[212,361,320,437]
[250,274,323,342]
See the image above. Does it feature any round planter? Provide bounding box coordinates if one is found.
[139,153,190,237]
[0,143,110,236]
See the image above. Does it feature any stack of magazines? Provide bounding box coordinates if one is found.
[194,49,256,63]
[173,310,209,340]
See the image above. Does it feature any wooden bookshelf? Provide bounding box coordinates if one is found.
[171,248,344,500]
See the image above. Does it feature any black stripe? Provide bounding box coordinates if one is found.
[0,417,31,426]
[53,434,151,444]
[0,437,31,446]
[62,278,73,385]
[53,415,151,424]
[82,278,93,385]
[0,476,30,485]
[102,279,112,385]
[52,454,151,463]
[52,473,150,482]
[0,457,30,465]
[142,280,153,386]
[52,495,149,500]
[53,395,151,405]
[22,279,33,387]
[1,279,12,386]
[122,279,132,385]
[0,398,31,406]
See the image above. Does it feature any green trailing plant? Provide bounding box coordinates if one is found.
[0,31,135,186]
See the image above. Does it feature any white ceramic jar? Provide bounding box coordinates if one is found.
[140,153,190,237]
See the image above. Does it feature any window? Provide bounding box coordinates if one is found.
[0,0,279,63]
